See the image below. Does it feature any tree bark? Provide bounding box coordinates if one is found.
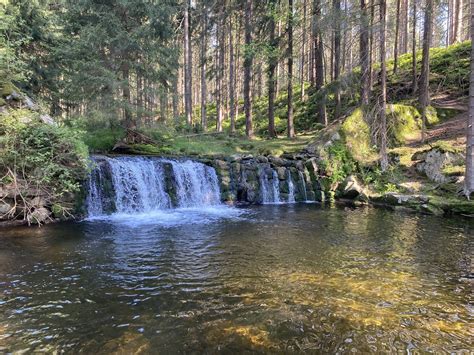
[216,5,224,132]
[287,0,295,138]
[419,0,433,143]
[333,0,341,119]
[184,0,193,126]
[393,0,401,74]
[380,0,388,171]
[268,0,278,138]
[244,0,254,138]
[360,0,370,107]
[412,0,417,94]
[313,0,327,125]
[200,1,208,131]
[300,0,307,101]
[229,16,236,134]
[464,4,474,196]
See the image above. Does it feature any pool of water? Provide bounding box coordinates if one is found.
[0,205,472,353]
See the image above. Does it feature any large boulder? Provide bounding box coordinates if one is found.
[338,175,365,199]
[414,148,464,183]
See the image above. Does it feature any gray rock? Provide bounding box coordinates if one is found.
[414,148,464,183]
[24,95,39,111]
[0,201,12,216]
[39,114,56,125]
[27,207,51,224]
[339,175,364,199]
[256,156,268,164]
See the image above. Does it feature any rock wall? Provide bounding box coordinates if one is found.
[200,153,323,204]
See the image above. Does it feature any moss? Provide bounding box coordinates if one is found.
[442,164,465,176]
[0,98,5,106]
[340,108,378,165]
[387,104,421,144]
[429,196,474,215]
[0,82,17,97]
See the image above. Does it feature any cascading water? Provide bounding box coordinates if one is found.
[287,170,296,203]
[86,156,221,217]
[260,168,281,204]
[298,171,310,202]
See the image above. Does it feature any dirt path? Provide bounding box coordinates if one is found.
[408,97,467,148]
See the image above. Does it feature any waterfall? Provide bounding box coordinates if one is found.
[298,171,309,202]
[287,170,296,203]
[260,168,281,204]
[86,163,104,216]
[86,156,221,217]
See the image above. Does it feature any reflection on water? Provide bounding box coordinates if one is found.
[0,205,472,353]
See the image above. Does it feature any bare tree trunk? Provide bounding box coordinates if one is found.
[300,0,307,101]
[216,5,224,132]
[412,0,417,94]
[453,0,461,43]
[122,63,134,129]
[402,0,409,53]
[419,0,433,143]
[380,0,388,171]
[334,0,341,119]
[393,0,401,74]
[368,0,375,90]
[229,17,236,134]
[268,0,278,138]
[244,0,254,138]
[200,1,208,131]
[287,0,296,138]
[313,0,327,125]
[360,0,370,107]
[184,0,193,126]
[464,6,474,196]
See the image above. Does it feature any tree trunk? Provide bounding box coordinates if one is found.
[313,0,327,125]
[464,6,474,196]
[216,6,224,132]
[300,0,307,101]
[380,0,388,171]
[368,0,375,90]
[268,0,278,138]
[453,0,461,43]
[393,0,401,74]
[360,0,370,107]
[419,0,433,143]
[184,0,193,126]
[244,0,254,138]
[412,0,417,94]
[333,0,341,119]
[229,17,236,134]
[200,1,208,131]
[287,0,295,138]
[122,63,134,129]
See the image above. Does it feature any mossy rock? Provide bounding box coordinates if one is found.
[1,82,18,97]
[387,104,420,144]
[340,108,378,165]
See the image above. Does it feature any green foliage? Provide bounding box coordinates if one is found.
[319,141,357,189]
[0,112,89,199]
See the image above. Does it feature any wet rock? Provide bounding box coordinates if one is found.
[256,156,268,164]
[374,192,429,205]
[276,167,287,180]
[339,175,364,199]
